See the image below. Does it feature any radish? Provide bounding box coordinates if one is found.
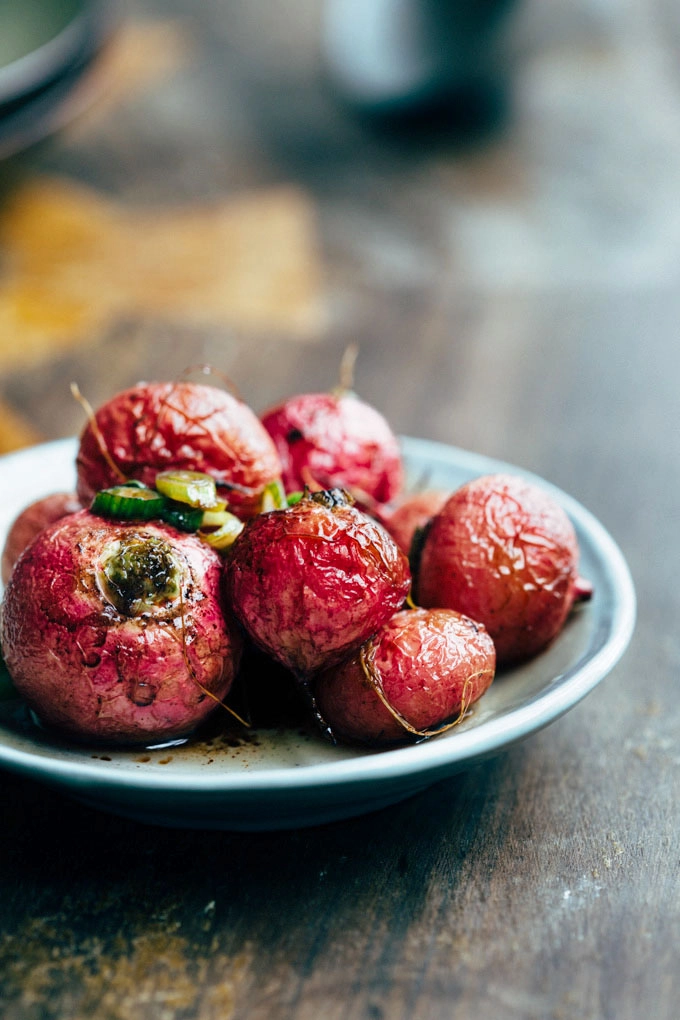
[417,474,592,665]
[1,510,241,744]
[76,381,282,519]
[381,489,449,557]
[315,608,495,745]
[260,349,403,508]
[225,489,411,676]
[1,492,81,585]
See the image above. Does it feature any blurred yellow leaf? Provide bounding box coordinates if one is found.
[0,177,324,370]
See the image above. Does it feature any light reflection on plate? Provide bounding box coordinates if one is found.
[0,438,636,830]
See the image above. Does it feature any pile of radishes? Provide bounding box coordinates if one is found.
[0,374,591,749]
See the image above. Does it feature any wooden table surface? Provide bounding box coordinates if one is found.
[1,1,678,1017]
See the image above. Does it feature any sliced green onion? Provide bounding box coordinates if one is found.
[260,479,287,512]
[91,485,167,521]
[201,506,230,529]
[155,470,218,509]
[199,512,244,550]
[160,501,204,533]
[286,490,303,506]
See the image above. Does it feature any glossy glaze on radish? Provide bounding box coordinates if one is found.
[261,391,403,508]
[76,381,282,519]
[417,474,590,665]
[1,511,241,744]
[315,608,495,745]
[225,489,411,676]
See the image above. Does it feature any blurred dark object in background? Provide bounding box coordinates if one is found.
[322,0,517,134]
[0,0,115,162]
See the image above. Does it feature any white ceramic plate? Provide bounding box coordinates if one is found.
[0,438,636,830]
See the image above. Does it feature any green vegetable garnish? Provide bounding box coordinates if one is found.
[91,485,167,521]
[286,491,303,506]
[199,512,244,550]
[155,470,219,509]
[201,505,230,529]
[160,501,205,533]
[89,474,241,545]
[260,480,287,512]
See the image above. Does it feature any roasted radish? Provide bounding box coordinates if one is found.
[76,381,282,519]
[1,492,82,585]
[315,608,495,745]
[225,489,411,676]
[417,474,591,665]
[1,511,241,744]
[261,389,403,508]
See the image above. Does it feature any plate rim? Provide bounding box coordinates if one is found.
[0,436,637,796]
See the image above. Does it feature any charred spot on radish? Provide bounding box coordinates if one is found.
[0,511,241,745]
[308,488,354,510]
[98,536,181,616]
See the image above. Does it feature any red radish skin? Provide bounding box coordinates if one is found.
[1,492,82,585]
[417,474,585,665]
[315,608,496,746]
[225,490,411,676]
[0,511,241,744]
[76,381,282,518]
[381,490,449,556]
[261,392,403,507]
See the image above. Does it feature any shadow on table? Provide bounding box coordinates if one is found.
[1,749,517,932]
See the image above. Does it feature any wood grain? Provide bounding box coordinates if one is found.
[0,1,678,1018]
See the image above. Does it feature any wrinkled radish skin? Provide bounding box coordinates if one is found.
[1,492,82,585]
[0,511,241,744]
[76,381,282,519]
[315,608,495,745]
[381,489,449,556]
[225,492,411,676]
[417,474,584,665]
[261,392,403,507]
